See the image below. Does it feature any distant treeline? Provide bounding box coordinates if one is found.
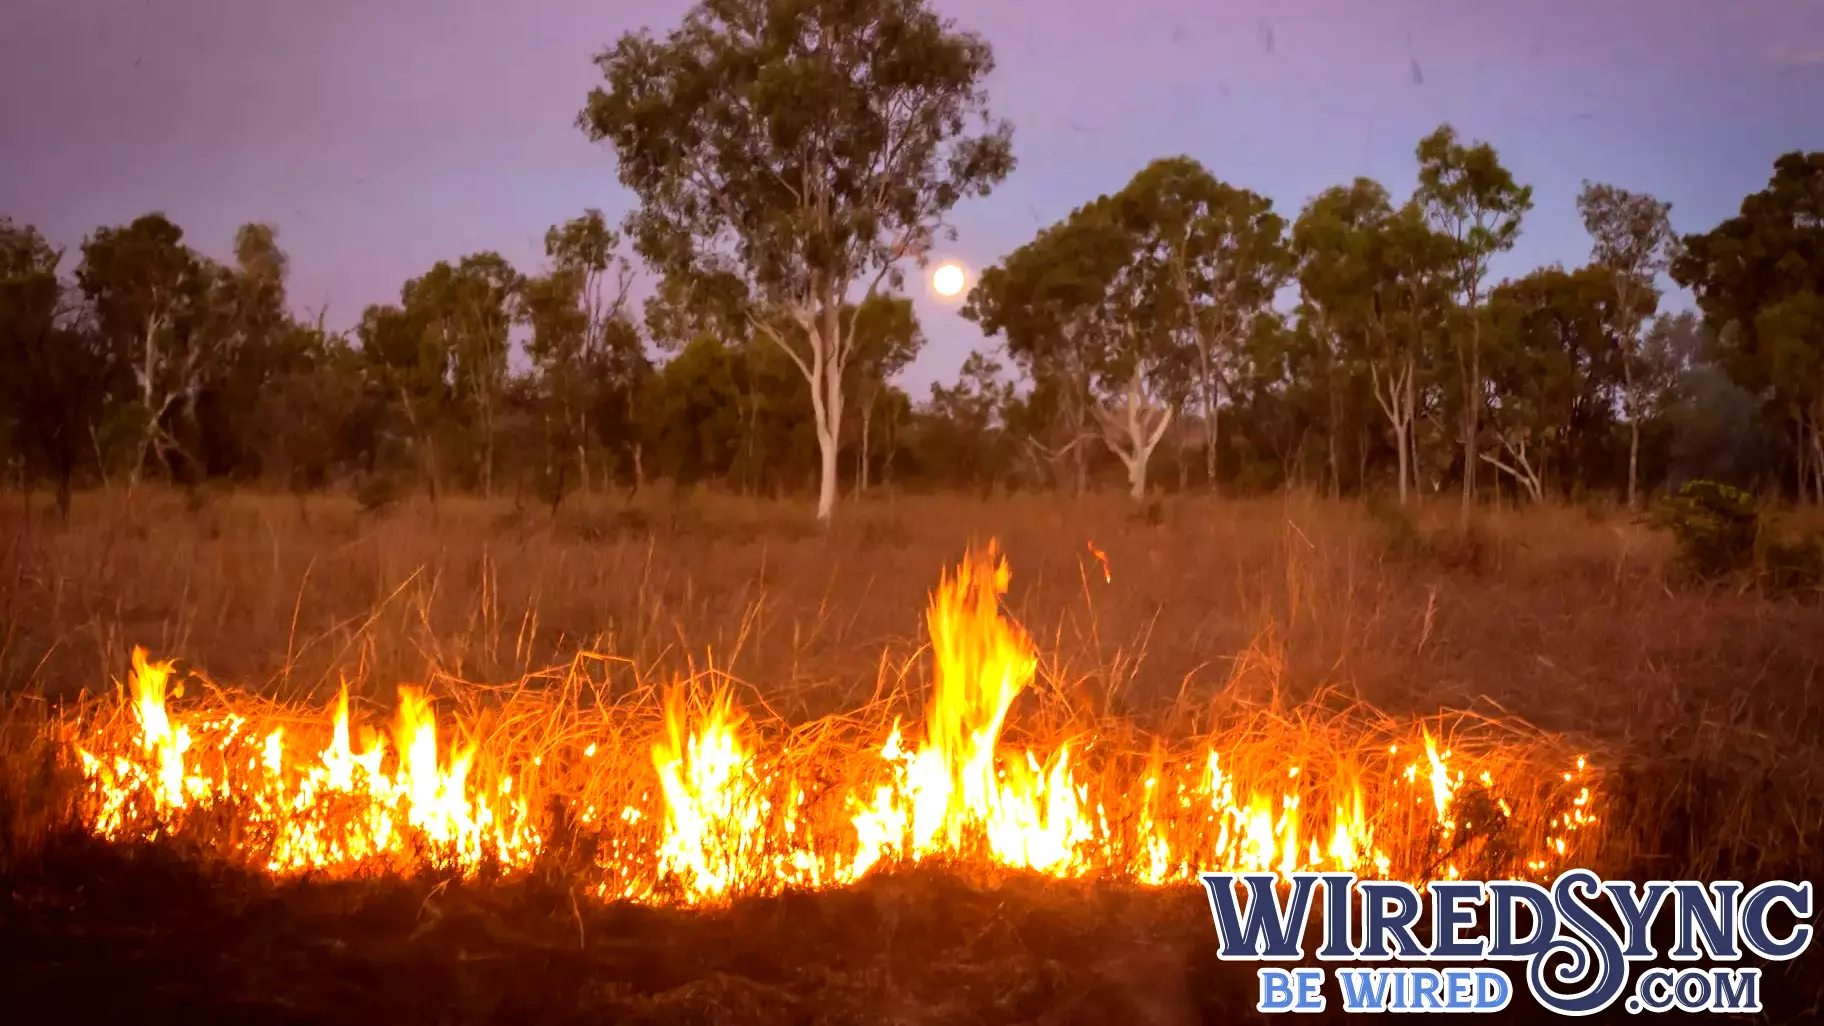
[2,0,1820,522]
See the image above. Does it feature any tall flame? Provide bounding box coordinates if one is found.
[67,544,1601,906]
[846,543,1091,878]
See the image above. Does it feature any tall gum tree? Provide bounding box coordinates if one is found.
[968,193,1180,502]
[1288,184,1377,500]
[190,224,297,478]
[0,219,106,515]
[75,213,214,487]
[1293,182,1451,505]
[581,0,1014,523]
[964,219,1104,497]
[1119,157,1288,493]
[1414,125,1533,525]
[357,299,448,499]
[1481,264,1625,502]
[1377,204,1455,503]
[1672,151,1824,502]
[1757,291,1824,504]
[1094,194,1189,501]
[403,254,521,496]
[1577,181,1678,508]
[1295,181,1394,499]
[845,292,924,494]
[522,210,647,496]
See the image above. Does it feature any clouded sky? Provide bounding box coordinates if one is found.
[3,0,1820,389]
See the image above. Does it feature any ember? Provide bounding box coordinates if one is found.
[66,544,1600,904]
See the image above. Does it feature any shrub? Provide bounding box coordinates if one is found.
[1651,480,1759,580]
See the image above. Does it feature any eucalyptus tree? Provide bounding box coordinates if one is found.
[1673,151,1824,502]
[1481,265,1624,502]
[1117,157,1288,491]
[1414,125,1533,522]
[356,299,446,496]
[1756,291,1824,504]
[75,213,215,486]
[845,293,924,493]
[968,192,1185,501]
[404,254,521,495]
[1577,182,1679,507]
[965,217,1107,497]
[0,218,110,514]
[924,349,1015,491]
[581,0,1014,523]
[522,210,649,496]
[1090,190,1185,501]
[1293,180,1452,503]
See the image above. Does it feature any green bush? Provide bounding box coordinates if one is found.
[1651,480,1760,580]
[1651,479,1824,595]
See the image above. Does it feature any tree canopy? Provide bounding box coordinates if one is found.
[580,0,1014,521]
[0,3,1818,515]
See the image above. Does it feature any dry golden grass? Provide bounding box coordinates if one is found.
[1,486,1820,1023]
[2,486,1819,874]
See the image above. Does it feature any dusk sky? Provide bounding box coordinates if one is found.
[3,0,1821,389]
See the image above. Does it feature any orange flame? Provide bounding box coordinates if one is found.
[1087,541,1111,583]
[75,655,539,874]
[847,543,1091,879]
[68,544,1600,906]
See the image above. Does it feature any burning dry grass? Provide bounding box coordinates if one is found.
[22,538,1598,889]
[36,633,1600,900]
[1,487,1821,1022]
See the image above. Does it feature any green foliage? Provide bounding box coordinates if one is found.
[1652,479,1761,579]
[1,65,1820,515]
[581,0,1015,521]
[520,211,653,499]
[1672,152,1824,393]
[1290,180,1451,501]
[1479,264,1627,499]
[1415,126,1535,292]
[966,155,1293,500]
[1415,124,1534,516]
[641,336,746,486]
[1672,153,1824,505]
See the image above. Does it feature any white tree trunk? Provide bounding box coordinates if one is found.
[816,423,839,521]
[1480,437,1544,503]
[1394,419,1411,505]
[1125,451,1147,501]
[757,302,848,525]
[814,326,844,524]
[1622,357,1639,509]
[1371,358,1417,505]
[131,310,165,488]
[857,387,876,495]
[1094,373,1173,504]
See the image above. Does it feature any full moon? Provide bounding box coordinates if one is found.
[932,263,966,297]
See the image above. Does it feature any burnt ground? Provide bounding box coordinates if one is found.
[2,832,1818,1026]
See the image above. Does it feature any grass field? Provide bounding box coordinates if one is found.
[1,487,1819,1024]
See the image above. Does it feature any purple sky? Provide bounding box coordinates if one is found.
[3,0,1821,390]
